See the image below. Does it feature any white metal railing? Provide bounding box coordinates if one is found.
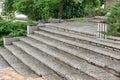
[97,22,108,39]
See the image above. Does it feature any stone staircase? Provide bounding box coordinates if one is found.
[0,24,120,80]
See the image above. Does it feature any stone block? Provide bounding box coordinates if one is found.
[3,36,20,45]
[27,25,38,35]
[27,24,45,35]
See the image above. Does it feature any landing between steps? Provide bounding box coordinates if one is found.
[45,22,98,37]
[45,22,120,42]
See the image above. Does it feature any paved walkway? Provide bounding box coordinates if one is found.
[46,19,120,41]
[0,67,43,80]
[47,20,98,36]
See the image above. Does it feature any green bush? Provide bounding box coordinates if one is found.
[94,8,108,16]
[0,19,27,46]
[105,0,120,36]
[3,0,15,13]
[2,0,15,19]
[62,0,84,19]
[0,35,3,46]
[3,0,101,20]
[13,0,51,20]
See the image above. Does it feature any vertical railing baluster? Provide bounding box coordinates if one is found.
[97,22,107,39]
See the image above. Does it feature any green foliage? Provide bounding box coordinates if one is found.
[0,20,27,35]
[2,0,16,19]
[94,8,108,16]
[0,38,3,46]
[0,19,27,46]
[105,0,120,36]
[3,0,15,13]
[49,0,61,18]
[56,0,101,18]
[3,0,101,20]
[62,0,84,19]
[83,0,100,16]
[13,0,51,20]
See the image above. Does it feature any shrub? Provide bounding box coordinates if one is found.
[3,0,15,13]
[94,8,108,16]
[2,0,15,19]
[13,0,51,20]
[0,19,28,46]
[105,0,120,36]
[83,0,100,16]
[62,0,84,19]
[3,0,101,20]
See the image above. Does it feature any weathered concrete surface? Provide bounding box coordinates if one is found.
[3,36,20,45]
[45,20,120,43]
[0,67,43,80]
[0,47,38,77]
[5,45,65,80]
[28,32,120,77]
[23,34,120,80]
[0,47,9,70]
[46,21,98,37]
[12,40,96,80]
[1,18,120,80]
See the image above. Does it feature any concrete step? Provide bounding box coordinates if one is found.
[39,27,120,52]
[28,33,120,77]
[13,40,97,80]
[19,37,120,80]
[0,47,37,78]
[45,24,96,37]
[5,45,64,80]
[34,30,120,60]
[38,28,120,59]
[0,51,9,69]
[45,24,120,43]
[107,36,120,41]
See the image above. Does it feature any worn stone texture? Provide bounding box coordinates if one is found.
[1,21,120,80]
[0,67,43,80]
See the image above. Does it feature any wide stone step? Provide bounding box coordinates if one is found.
[13,40,97,80]
[45,24,120,43]
[28,33,120,77]
[34,31,120,60]
[45,24,96,37]
[0,51,9,69]
[0,47,37,77]
[39,27,120,52]
[37,28,120,60]
[19,37,120,80]
[5,45,63,80]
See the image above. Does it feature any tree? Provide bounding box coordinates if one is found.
[105,0,117,8]
[3,0,101,20]
[58,0,100,19]
[58,0,82,19]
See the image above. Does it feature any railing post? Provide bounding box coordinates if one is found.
[97,21,108,39]
[27,24,45,35]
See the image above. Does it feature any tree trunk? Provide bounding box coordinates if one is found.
[58,0,65,21]
[105,0,117,8]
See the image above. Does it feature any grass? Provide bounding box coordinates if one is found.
[70,18,84,22]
